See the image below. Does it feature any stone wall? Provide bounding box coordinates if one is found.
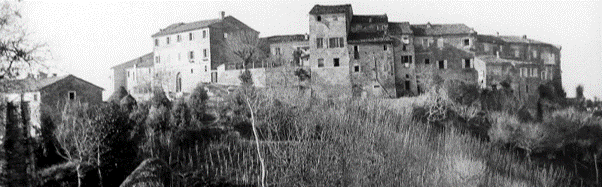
[40,76,103,110]
[348,43,396,98]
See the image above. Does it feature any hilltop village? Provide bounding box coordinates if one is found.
[112,4,562,104]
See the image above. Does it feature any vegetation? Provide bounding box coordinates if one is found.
[26,77,602,186]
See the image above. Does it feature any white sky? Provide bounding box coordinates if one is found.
[20,0,602,99]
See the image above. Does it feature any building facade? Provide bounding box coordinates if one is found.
[151,11,258,94]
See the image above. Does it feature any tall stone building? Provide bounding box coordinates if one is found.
[308,4,354,98]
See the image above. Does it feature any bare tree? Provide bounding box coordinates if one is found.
[0,0,46,80]
[224,30,264,69]
[54,103,103,187]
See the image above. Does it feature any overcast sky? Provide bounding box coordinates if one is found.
[20,0,601,99]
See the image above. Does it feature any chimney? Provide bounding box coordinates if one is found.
[426,22,432,29]
[496,51,500,58]
[220,11,225,20]
[522,35,527,39]
[304,33,309,40]
[496,32,499,37]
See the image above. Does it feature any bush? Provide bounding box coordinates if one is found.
[108,86,129,104]
[151,88,171,109]
[188,84,210,124]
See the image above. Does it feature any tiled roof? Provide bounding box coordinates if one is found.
[351,15,388,23]
[348,31,392,43]
[309,4,352,15]
[497,35,546,44]
[410,23,474,36]
[151,16,256,38]
[152,19,222,37]
[388,22,413,35]
[476,34,505,44]
[0,74,104,93]
[263,34,308,44]
[111,52,154,70]
[477,55,537,66]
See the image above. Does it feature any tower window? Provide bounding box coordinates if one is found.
[354,64,360,72]
[424,58,430,65]
[318,58,324,67]
[463,39,470,46]
[333,58,340,67]
[317,15,322,21]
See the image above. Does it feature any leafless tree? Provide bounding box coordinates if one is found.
[224,30,265,69]
[0,0,47,80]
[54,103,104,187]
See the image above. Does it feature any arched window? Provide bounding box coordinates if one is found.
[176,72,182,92]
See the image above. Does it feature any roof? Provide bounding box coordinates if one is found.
[477,55,538,67]
[151,16,257,37]
[478,34,559,49]
[111,52,154,70]
[410,23,474,36]
[309,4,352,15]
[388,22,413,35]
[351,15,388,23]
[497,35,546,44]
[0,74,104,93]
[348,31,392,43]
[263,34,308,44]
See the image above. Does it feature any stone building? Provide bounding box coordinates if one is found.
[263,34,310,66]
[1,74,104,136]
[151,11,258,95]
[308,4,354,98]
[475,34,562,103]
[347,14,395,98]
[110,52,154,100]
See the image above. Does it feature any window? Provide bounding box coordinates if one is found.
[402,45,407,51]
[383,45,387,51]
[402,56,413,68]
[374,85,380,88]
[316,38,324,48]
[155,56,160,63]
[329,38,340,48]
[211,72,217,83]
[526,85,529,94]
[177,35,181,42]
[204,49,208,58]
[541,71,547,80]
[353,45,359,59]
[405,81,410,90]
[189,51,194,60]
[463,58,472,68]
[423,38,430,48]
[318,58,324,67]
[155,39,159,46]
[178,53,181,61]
[189,32,193,40]
[438,60,446,69]
[402,36,410,44]
[203,30,207,38]
[274,47,281,55]
[317,15,322,21]
[33,93,38,101]
[514,49,520,58]
[532,50,538,58]
[532,68,538,77]
[166,37,170,44]
[127,71,130,77]
[68,91,76,101]
[191,69,194,73]
[205,65,208,72]
[463,39,470,46]
[424,59,430,65]
[224,33,228,38]
[354,64,360,72]
[333,58,340,67]
[437,38,444,48]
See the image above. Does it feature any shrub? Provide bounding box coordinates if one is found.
[108,86,129,104]
[188,84,210,124]
[170,98,191,129]
[151,88,171,109]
